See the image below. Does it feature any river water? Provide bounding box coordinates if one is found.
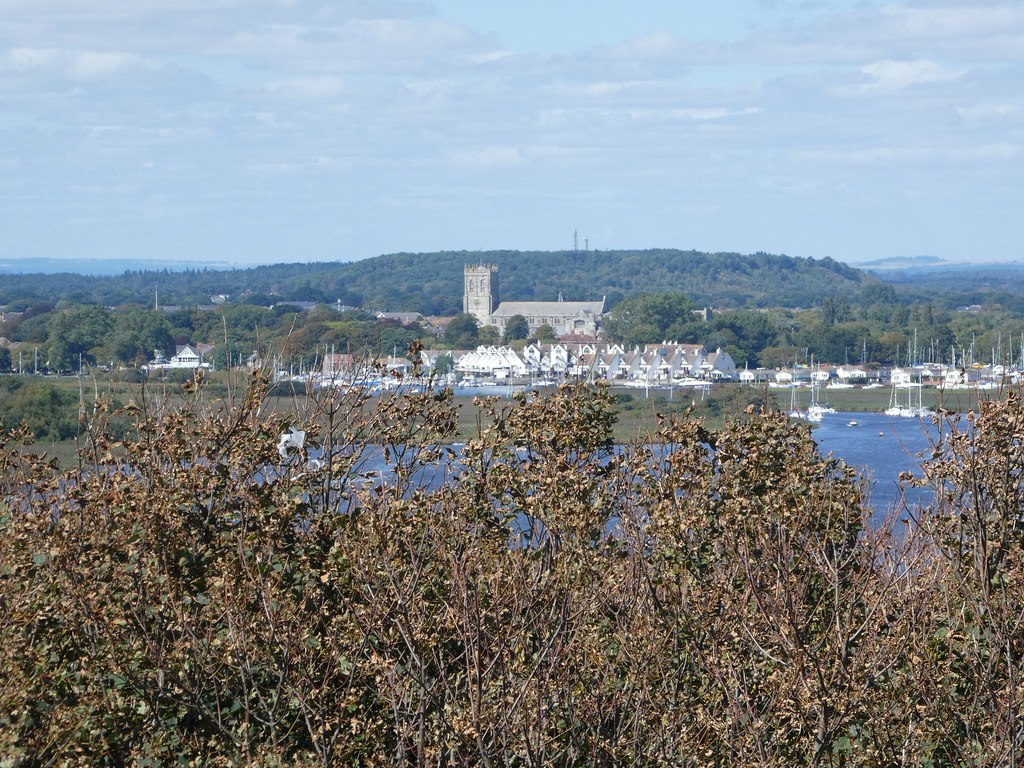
[314,382,949,519]
[335,409,942,521]
[811,410,946,515]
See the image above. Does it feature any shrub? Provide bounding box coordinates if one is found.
[2,376,1023,766]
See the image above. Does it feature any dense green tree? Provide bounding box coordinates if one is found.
[444,314,479,349]
[820,295,852,326]
[45,305,113,371]
[0,348,10,371]
[0,248,881,313]
[210,340,247,370]
[534,324,558,342]
[11,314,52,345]
[282,322,329,361]
[603,292,697,347]
[375,322,422,359]
[108,309,175,365]
[0,380,77,439]
[758,345,806,369]
[502,314,529,343]
[875,331,909,364]
[708,309,782,367]
[432,353,454,375]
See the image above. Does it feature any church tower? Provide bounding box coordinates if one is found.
[463,264,499,327]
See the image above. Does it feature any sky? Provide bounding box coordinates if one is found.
[2,0,1023,269]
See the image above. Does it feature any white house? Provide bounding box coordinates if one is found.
[144,344,211,371]
[941,367,969,387]
[456,346,530,378]
[835,366,867,381]
[890,368,914,386]
[701,348,737,379]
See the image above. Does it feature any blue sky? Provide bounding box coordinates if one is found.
[2,0,1023,268]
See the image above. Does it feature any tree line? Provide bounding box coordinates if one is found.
[4,288,1024,383]
[602,290,1024,369]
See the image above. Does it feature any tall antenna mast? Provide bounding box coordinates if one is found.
[573,230,578,252]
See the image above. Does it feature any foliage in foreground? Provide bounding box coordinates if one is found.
[1,377,1023,766]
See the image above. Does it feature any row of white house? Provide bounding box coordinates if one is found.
[428,342,737,382]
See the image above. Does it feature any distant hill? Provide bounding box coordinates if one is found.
[0,257,238,276]
[857,255,948,269]
[866,261,1024,311]
[0,249,880,312]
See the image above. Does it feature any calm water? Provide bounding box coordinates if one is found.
[811,411,946,515]
[307,396,946,519]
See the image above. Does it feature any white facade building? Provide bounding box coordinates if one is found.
[144,344,211,371]
[448,342,735,384]
[455,346,530,378]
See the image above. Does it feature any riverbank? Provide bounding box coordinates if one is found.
[1,371,1006,462]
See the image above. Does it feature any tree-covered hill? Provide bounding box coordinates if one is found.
[870,263,1024,313]
[0,249,877,313]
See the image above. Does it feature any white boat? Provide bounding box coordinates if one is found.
[885,382,931,418]
[805,383,833,422]
[787,387,806,420]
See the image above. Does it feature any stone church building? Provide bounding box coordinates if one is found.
[463,264,604,338]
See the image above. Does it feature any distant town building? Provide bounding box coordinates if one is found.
[144,344,211,371]
[464,264,604,338]
[439,341,734,382]
[0,306,23,323]
[376,311,423,324]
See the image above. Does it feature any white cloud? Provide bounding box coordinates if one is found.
[451,145,522,169]
[956,103,1017,120]
[605,30,684,60]
[574,80,664,98]
[245,153,345,174]
[4,47,61,71]
[794,142,1020,165]
[858,59,965,91]
[68,51,150,79]
[877,4,1024,42]
[213,18,482,72]
[622,106,761,122]
[669,106,761,120]
[260,75,346,98]
[3,47,155,79]
[466,49,514,64]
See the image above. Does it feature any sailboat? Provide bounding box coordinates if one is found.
[806,384,824,422]
[806,361,835,421]
[788,386,806,420]
[884,376,931,418]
